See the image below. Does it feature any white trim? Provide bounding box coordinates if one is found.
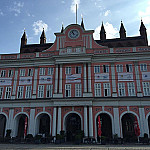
[145,112,150,137]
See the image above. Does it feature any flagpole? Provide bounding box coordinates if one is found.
[76,4,77,24]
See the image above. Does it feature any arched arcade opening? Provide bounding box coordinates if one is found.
[0,114,6,137]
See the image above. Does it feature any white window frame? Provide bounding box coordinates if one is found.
[28,69,33,76]
[8,70,13,77]
[75,84,82,97]
[46,84,53,98]
[126,64,133,72]
[118,82,126,97]
[39,68,45,75]
[0,70,6,77]
[48,67,54,75]
[38,85,44,98]
[17,86,24,99]
[103,83,111,97]
[20,69,26,76]
[5,86,12,99]
[140,64,147,72]
[116,64,123,72]
[94,83,101,97]
[142,82,150,96]
[94,65,100,73]
[25,86,32,99]
[0,87,4,99]
[103,65,109,73]
[127,82,136,96]
[65,67,71,75]
[65,84,71,97]
[75,66,82,74]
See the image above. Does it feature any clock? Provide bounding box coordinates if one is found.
[68,29,79,39]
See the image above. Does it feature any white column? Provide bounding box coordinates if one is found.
[28,108,35,136]
[11,68,18,99]
[52,107,57,137]
[7,108,14,137]
[113,107,120,137]
[32,67,38,99]
[134,62,143,97]
[89,106,93,137]
[111,63,117,97]
[88,63,92,93]
[57,107,61,134]
[84,63,87,93]
[59,65,62,94]
[84,106,88,137]
[139,107,148,136]
[54,65,58,94]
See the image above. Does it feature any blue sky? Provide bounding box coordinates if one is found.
[0,0,150,54]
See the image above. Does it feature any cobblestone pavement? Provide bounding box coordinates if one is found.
[0,144,150,150]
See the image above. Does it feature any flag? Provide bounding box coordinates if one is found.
[142,72,150,80]
[118,73,133,81]
[95,73,109,82]
[98,115,102,137]
[66,74,81,83]
[24,117,28,137]
[134,116,140,136]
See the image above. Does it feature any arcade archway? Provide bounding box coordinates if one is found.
[16,114,28,138]
[65,113,81,142]
[121,113,137,141]
[96,113,112,141]
[148,115,150,135]
[36,113,50,136]
[0,114,6,137]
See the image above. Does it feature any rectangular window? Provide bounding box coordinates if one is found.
[20,69,26,76]
[48,67,54,75]
[38,85,44,98]
[75,84,82,97]
[75,66,82,74]
[140,64,147,72]
[8,70,13,77]
[46,85,53,98]
[103,65,109,73]
[127,82,136,96]
[126,64,133,72]
[17,86,24,99]
[5,87,12,99]
[28,69,33,76]
[0,87,4,99]
[116,64,123,72]
[94,83,101,97]
[142,82,150,96]
[65,84,71,97]
[39,68,45,75]
[25,86,32,98]
[118,83,126,96]
[65,67,71,74]
[0,70,6,77]
[67,48,72,53]
[103,83,111,97]
[94,65,100,73]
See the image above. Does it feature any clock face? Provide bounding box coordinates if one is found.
[68,29,79,39]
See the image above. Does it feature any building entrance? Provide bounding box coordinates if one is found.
[0,114,6,137]
[65,113,81,142]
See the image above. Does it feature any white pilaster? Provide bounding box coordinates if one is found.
[134,62,143,97]
[54,65,58,94]
[113,107,120,137]
[11,68,18,99]
[111,63,117,97]
[83,63,87,93]
[89,106,93,137]
[29,108,35,136]
[32,67,38,99]
[88,63,92,94]
[84,106,88,137]
[7,108,14,137]
[59,65,62,94]
[57,107,61,134]
[52,107,57,137]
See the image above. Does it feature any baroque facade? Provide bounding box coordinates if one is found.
[0,19,150,142]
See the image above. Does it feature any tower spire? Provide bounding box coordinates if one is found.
[119,20,126,39]
[100,21,106,41]
[61,23,64,33]
[40,28,46,44]
[21,29,27,48]
[81,15,85,30]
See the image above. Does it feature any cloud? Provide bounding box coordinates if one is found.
[61,1,65,4]
[104,10,111,16]
[70,0,80,14]
[0,10,4,16]
[94,22,119,40]
[9,1,24,16]
[33,20,48,35]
